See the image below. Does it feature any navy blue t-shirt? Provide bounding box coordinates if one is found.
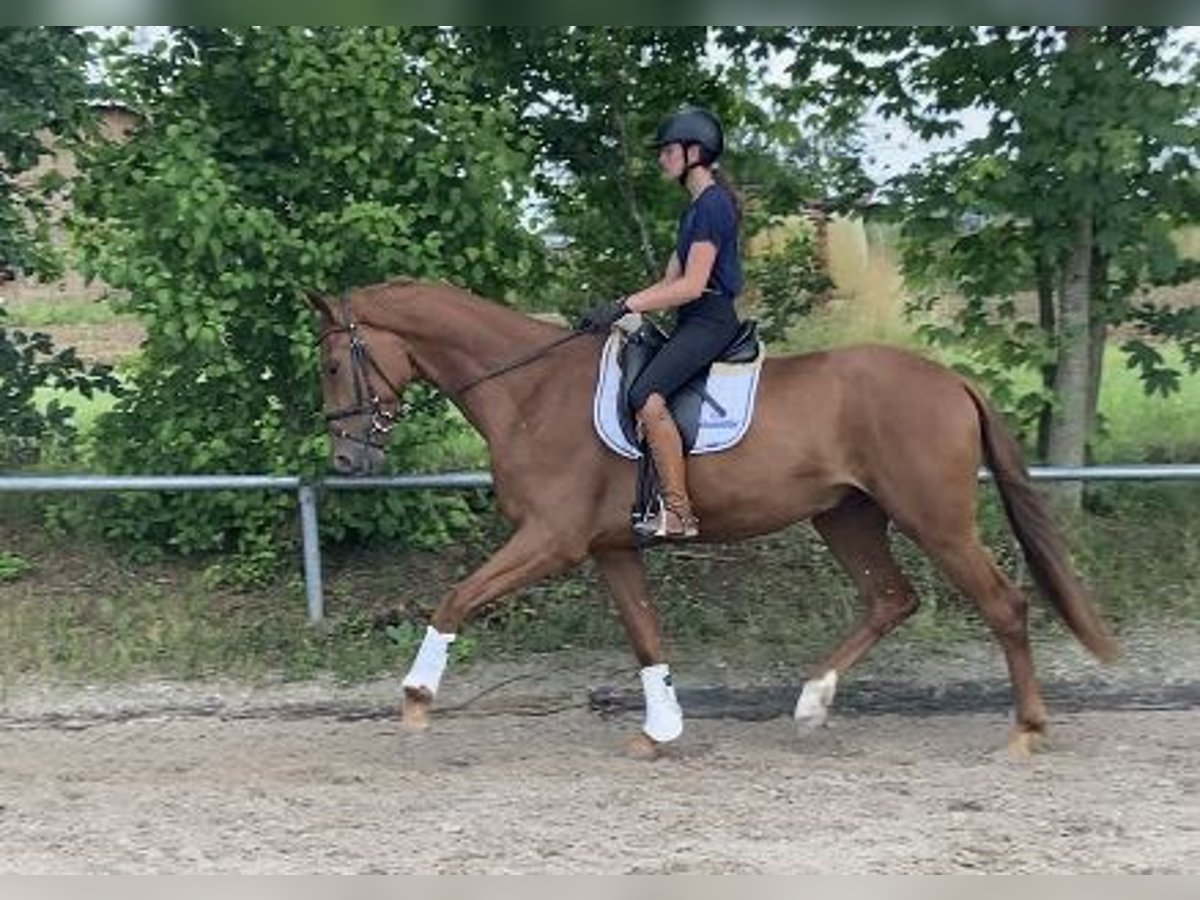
[674,182,743,325]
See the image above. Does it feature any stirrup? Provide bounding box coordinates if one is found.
[633,499,699,540]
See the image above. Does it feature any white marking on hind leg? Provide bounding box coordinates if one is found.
[794,669,838,731]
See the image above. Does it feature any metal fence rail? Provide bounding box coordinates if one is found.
[1,464,1198,623]
[1007,465,1200,481]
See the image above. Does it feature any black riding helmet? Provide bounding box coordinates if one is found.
[653,106,724,164]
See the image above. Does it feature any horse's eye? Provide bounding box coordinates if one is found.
[326,363,339,376]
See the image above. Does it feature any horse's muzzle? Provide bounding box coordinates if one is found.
[331,440,383,476]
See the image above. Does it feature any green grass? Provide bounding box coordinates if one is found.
[0,505,418,685]
[33,385,121,435]
[1074,481,1200,625]
[1095,345,1200,462]
[0,581,411,685]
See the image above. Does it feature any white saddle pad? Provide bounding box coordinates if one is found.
[592,330,765,460]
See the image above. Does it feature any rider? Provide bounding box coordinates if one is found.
[581,105,744,540]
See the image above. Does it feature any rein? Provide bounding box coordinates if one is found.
[317,297,590,446]
[450,329,589,396]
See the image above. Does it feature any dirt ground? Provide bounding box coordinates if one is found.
[1,639,1198,874]
[36,322,146,365]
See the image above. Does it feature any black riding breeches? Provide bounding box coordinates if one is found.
[628,316,741,412]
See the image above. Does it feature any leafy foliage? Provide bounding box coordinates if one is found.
[459,27,838,315]
[0,26,93,281]
[0,27,111,468]
[49,26,832,573]
[0,306,122,466]
[780,26,1199,452]
[0,551,32,582]
[459,27,730,309]
[744,223,832,344]
[70,27,540,569]
[1124,300,1200,397]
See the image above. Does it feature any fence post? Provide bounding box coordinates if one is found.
[297,482,324,623]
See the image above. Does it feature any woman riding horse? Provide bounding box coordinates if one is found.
[580,106,745,541]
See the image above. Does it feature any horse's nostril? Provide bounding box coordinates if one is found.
[333,452,355,474]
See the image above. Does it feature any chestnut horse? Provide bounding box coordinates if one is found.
[307,278,1117,757]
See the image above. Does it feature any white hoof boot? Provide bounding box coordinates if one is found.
[641,663,684,743]
[794,669,838,731]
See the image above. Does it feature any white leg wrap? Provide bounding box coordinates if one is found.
[401,626,456,695]
[640,663,684,743]
[794,669,838,730]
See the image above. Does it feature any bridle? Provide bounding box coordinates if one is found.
[315,294,589,451]
[316,296,409,451]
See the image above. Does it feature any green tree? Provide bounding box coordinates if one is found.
[0,307,121,466]
[0,27,117,469]
[459,27,725,308]
[744,226,833,345]
[459,26,841,326]
[71,26,539,567]
[780,26,1199,511]
[0,26,92,280]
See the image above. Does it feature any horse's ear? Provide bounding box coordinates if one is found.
[303,288,336,323]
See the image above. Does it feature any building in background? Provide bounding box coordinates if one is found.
[3,102,139,304]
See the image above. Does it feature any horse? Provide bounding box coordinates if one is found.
[307,277,1117,758]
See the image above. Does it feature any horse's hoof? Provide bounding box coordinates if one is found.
[1005,726,1045,759]
[794,707,828,732]
[626,732,664,761]
[402,687,432,731]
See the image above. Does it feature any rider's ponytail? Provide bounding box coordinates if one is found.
[711,166,743,229]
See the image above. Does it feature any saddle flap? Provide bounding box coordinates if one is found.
[617,322,668,446]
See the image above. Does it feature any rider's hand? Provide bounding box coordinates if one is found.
[576,297,630,334]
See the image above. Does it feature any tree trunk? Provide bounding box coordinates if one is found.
[1035,246,1057,462]
[1085,317,1107,464]
[593,29,658,281]
[1084,248,1109,464]
[611,108,659,280]
[1045,213,1094,514]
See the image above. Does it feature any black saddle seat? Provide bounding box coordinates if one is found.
[720,320,760,364]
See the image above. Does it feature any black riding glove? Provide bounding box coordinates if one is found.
[577,297,630,333]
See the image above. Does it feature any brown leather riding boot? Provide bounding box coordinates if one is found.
[635,400,699,540]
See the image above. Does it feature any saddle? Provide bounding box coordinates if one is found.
[587,318,764,541]
[615,318,762,452]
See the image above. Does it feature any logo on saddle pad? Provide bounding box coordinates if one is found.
[592,319,765,460]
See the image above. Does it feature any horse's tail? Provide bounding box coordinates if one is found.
[963,381,1119,663]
